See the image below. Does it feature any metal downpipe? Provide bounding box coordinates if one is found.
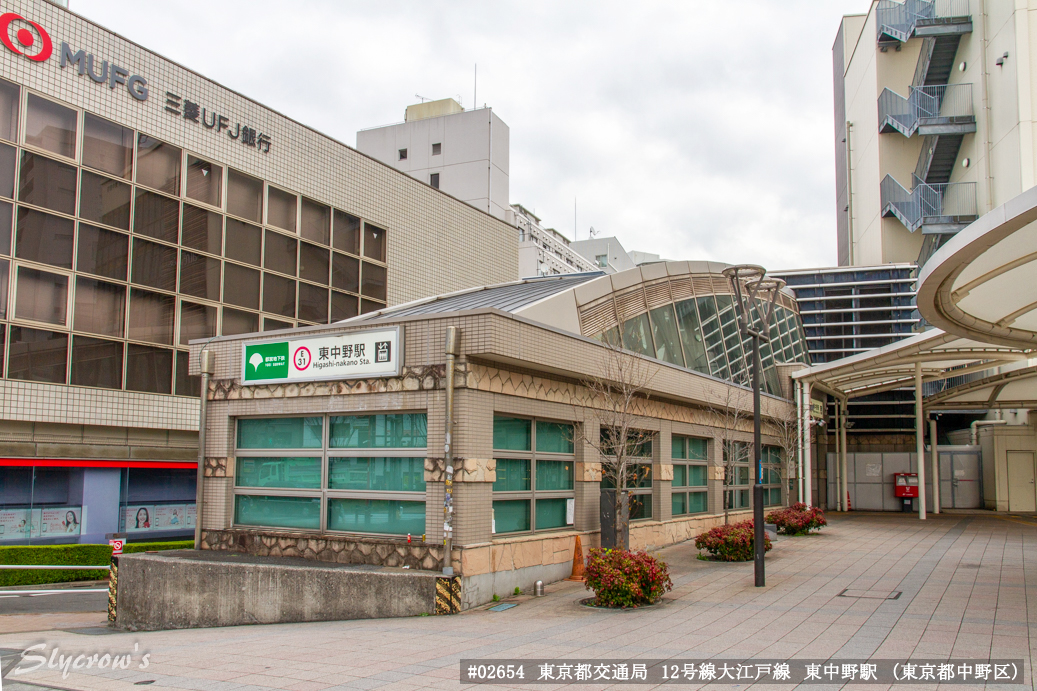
[194,350,215,550]
[442,327,460,575]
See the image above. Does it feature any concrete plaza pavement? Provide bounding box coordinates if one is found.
[0,512,1033,690]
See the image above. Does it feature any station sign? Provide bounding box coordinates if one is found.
[242,327,402,385]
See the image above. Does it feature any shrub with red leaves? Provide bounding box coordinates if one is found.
[694,520,773,562]
[765,502,827,535]
[584,548,673,608]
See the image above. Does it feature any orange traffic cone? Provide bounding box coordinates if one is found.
[566,535,586,581]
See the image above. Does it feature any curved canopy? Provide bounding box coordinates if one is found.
[918,185,1037,349]
[924,365,1037,410]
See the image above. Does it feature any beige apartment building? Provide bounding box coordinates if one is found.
[835,0,1037,267]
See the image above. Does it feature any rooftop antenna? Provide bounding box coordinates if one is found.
[590,226,598,238]
[415,94,430,103]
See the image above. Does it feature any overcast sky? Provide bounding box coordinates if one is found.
[76,0,864,271]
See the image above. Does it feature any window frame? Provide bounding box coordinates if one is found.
[671,434,708,517]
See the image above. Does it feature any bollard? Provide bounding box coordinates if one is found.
[534,580,544,597]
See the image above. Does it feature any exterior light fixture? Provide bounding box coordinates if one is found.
[959,61,966,71]
[962,158,970,168]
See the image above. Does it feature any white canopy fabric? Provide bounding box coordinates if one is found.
[924,364,1037,410]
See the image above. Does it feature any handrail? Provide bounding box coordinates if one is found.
[877,0,970,42]
[879,84,973,137]
[881,174,977,231]
[0,564,110,570]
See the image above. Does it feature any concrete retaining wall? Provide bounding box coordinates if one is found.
[115,550,439,630]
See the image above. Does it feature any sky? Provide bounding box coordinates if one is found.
[75,0,865,271]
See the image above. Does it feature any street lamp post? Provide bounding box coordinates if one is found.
[723,266,785,588]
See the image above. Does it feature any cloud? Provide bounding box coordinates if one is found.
[75,0,864,270]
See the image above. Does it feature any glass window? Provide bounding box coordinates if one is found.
[15,207,74,268]
[181,204,222,255]
[263,317,293,331]
[179,300,216,345]
[131,238,177,292]
[223,263,260,310]
[673,464,686,486]
[73,276,124,337]
[8,326,67,383]
[185,155,221,207]
[76,223,127,280]
[224,218,261,266]
[236,457,322,489]
[493,458,530,491]
[19,151,77,215]
[79,170,130,230]
[0,258,8,318]
[126,344,172,393]
[264,230,297,275]
[70,335,123,389]
[333,210,360,254]
[493,500,530,534]
[536,460,573,490]
[361,263,386,301]
[234,495,320,530]
[300,198,330,245]
[237,417,323,449]
[179,251,221,301]
[535,421,574,454]
[298,282,328,323]
[221,306,258,335]
[688,492,708,513]
[0,143,15,199]
[266,186,296,232]
[175,350,200,397]
[363,223,386,262]
[494,417,531,451]
[327,499,424,536]
[331,291,357,321]
[331,252,359,292]
[0,78,18,142]
[82,113,133,179]
[621,313,653,357]
[262,272,295,318]
[25,94,76,159]
[688,465,707,486]
[535,498,568,530]
[133,189,179,243]
[688,437,707,460]
[329,413,427,448]
[672,436,686,460]
[649,304,686,367]
[15,266,67,325]
[672,492,686,516]
[226,169,262,222]
[0,202,10,255]
[299,242,329,284]
[327,458,425,491]
[630,494,652,520]
[136,135,181,195]
[128,288,174,345]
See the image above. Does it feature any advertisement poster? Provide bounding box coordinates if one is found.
[124,504,195,532]
[186,503,196,527]
[123,505,154,532]
[40,507,83,536]
[154,505,187,529]
[0,508,42,540]
[243,327,401,385]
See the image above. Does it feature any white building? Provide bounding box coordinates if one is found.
[356,99,510,221]
[570,237,637,274]
[511,204,597,277]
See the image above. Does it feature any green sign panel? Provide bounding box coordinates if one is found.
[243,341,289,382]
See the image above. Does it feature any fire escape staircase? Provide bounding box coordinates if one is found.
[876,0,972,46]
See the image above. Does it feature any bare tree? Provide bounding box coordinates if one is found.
[768,402,800,506]
[572,335,656,549]
[704,374,753,525]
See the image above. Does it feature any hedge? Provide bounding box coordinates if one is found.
[0,541,192,586]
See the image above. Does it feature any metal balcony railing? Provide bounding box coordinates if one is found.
[877,0,971,43]
[880,174,977,232]
[879,84,973,137]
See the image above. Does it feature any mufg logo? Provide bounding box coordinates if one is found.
[0,12,52,62]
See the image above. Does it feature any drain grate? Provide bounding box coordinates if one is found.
[837,588,902,600]
[488,603,517,612]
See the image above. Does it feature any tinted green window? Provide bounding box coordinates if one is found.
[535,421,573,454]
[536,460,573,491]
[493,458,530,491]
[234,495,320,530]
[327,498,425,535]
[672,436,686,459]
[621,313,653,357]
[328,457,425,492]
[633,464,652,488]
[237,417,322,449]
[688,491,708,513]
[493,416,531,451]
[674,299,710,375]
[535,498,568,530]
[649,305,685,367]
[688,465,707,487]
[630,494,652,520]
[493,499,530,533]
[672,492,686,516]
[732,467,750,485]
[688,437,707,460]
[235,457,321,489]
[329,414,427,448]
[672,464,686,487]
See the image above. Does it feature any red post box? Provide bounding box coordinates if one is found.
[893,473,919,498]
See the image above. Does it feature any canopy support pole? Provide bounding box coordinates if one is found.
[915,362,927,520]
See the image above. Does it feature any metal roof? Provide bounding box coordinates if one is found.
[352,272,603,320]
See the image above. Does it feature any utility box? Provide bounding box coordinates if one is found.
[893,473,918,512]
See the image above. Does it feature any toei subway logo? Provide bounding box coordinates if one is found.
[0,12,51,62]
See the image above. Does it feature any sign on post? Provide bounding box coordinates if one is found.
[108,538,124,555]
[242,327,402,385]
